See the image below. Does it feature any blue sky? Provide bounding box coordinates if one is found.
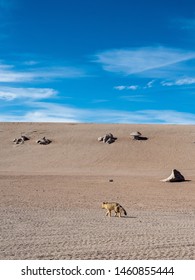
[1,0,195,123]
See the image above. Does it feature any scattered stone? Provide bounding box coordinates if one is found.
[36,136,52,145]
[130,131,142,138]
[21,135,29,141]
[106,138,114,144]
[98,133,117,144]
[130,131,148,140]
[13,135,29,144]
[98,136,103,142]
[103,134,110,143]
[13,138,24,144]
[161,169,185,182]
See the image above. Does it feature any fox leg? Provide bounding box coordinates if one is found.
[115,211,121,217]
[114,207,117,217]
[115,206,121,217]
[106,210,111,216]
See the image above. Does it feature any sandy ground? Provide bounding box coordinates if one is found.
[0,122,195,259]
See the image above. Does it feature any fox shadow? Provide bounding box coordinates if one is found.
[120,215,137,219]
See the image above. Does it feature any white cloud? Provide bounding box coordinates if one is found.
[0,111,79,123]
[3,103,87,123]
[145,80,155,88]
[114,85,139,91]
[95,46,195,78]
[161,81,174,86]
[114,85,126,91]
[0,87,57,101]
[175,78,195,85]
[162,77,195,87]
[127,85,139,90]
[1,102,195,124]
[114,82,156,91]
[23,111,79,123]
[98,109,195,124]
[0,63,86,82]
[137,110,195,124]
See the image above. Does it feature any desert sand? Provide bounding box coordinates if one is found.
[0,122,194,260]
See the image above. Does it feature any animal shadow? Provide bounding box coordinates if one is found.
[136,136,148,141]
[121,215,137,219]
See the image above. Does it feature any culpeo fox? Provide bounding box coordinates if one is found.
[102,202,127,217]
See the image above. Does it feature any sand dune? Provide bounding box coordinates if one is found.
[0,122,195,259]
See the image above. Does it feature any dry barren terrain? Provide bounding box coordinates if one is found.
[0,123,194,259]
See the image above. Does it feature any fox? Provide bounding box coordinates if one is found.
[101,202,127,217]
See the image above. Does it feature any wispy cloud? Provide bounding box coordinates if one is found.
[119,95,149,103]
[0,87,57,101]
[0,111,80,123]
[0,103,87,123]
[137,110,195,124]
[114,86,126,91]
[114,80,155,91]
[162,77,195,87]
[1,101,195,124]
[0,62,86,82]
[94,46,195,78]
[20,107,81,123]
[145,80,155,88]
[127,85,139,90]
[114,85,139,91]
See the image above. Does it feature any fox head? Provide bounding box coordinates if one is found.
[101,202,106,208]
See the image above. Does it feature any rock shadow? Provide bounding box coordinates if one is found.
[133,136,148,141]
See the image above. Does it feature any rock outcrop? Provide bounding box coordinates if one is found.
[130,131,148,140]
[13,135,29,144]
[36,137,52,145]
[98,133,117,144]
[161,169,185,182]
